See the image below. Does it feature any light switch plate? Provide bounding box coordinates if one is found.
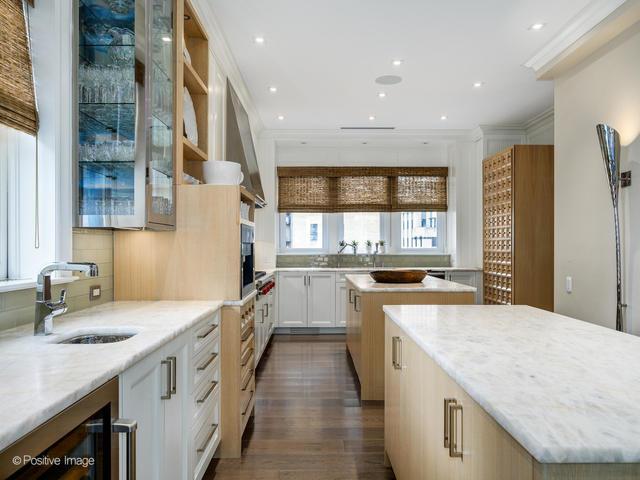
[90,285,101,301]
[565,276,572,294]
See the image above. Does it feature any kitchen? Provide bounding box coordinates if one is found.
[1,0,640,479]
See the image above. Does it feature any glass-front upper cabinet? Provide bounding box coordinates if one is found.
[75,0,175,229]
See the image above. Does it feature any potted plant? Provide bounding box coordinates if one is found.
[351,240,359,255]
[365,240,373,254]
[378,240,386,254]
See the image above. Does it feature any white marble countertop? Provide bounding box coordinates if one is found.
[345,274,477,293]
[275,266,481,272]
[0,300,222,452]
[383,304,640,463]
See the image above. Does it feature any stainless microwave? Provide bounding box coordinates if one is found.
[241,223,255,299]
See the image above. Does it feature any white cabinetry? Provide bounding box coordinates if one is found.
[335,282,348,327]
[308,272,336,327]
[277,271,336,327]
[445,270,483,304]
[119,310,221,480]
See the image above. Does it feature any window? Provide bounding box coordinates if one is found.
[395,212,445,251]
[279,213,327,252]
[341,212,383,253]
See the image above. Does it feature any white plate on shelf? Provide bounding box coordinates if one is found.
[183,86,198,145]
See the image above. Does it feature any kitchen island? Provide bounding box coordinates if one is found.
[345,274,475,400]
[383,304,640,479]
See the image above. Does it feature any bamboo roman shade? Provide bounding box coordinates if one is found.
[278,167,448,212]
[0,0,38,135]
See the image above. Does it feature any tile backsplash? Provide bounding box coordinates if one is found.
[276,254,451,268]
[0,229,114,331]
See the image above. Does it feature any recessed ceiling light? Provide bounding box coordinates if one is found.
[378,92,387,98]
[473,81,484,88]
[254,36,265,44]
[440,115,448,121]
[529,23,546,31]
[392,59,403,66]
[161,36,172,42]
[277,115,285,121]
[269,86,278,93]
[368,115,376,121]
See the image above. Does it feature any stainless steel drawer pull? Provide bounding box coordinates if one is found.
[354,295,361,312]
[242,390,255,415]
[168,356,177,395]
[348,288,355,304]
[449,403,464,459]
[242,369,254,390]
[197,353,218,371]
[197,381,218,404]
[443,398,457,448]
[197,324,217,339]
[161,359,172,400]
[113,419,137,480]
[196,424,218,454]
[391,336,403,369]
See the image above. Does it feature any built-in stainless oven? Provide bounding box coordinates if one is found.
[0,377,136,479]
[241,223,255,298]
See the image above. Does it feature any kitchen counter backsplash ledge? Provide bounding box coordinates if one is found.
[276,254,451,268]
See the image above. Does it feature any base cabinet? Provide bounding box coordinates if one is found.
[119,311,221,480]
[384,317,533,480]
[277,271,336,327]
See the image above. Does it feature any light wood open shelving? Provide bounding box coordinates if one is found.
[175,0,210,184]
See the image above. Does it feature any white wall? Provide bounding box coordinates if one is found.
[554,25,640,334]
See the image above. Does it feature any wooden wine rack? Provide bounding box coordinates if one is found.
[483,149,513,305]
[482,145,554,310]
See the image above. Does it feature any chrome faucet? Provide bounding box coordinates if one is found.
[35,262,99,335]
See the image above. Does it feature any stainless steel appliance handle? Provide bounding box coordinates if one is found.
[113,419,137,480]
[168,356,177,395]
[161,359,172,399]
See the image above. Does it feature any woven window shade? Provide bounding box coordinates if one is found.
[277,167,447,212]
[0,0,38,136]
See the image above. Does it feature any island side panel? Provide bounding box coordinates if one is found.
[533,463,640,480]
[359,290,475,401]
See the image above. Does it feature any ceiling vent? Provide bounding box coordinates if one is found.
[340,126,396,130]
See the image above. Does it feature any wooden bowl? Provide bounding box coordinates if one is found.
[369,270,427,284]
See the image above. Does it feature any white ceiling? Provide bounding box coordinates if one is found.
[210,0,593,130]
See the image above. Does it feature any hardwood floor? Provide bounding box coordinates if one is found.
[204,334,395,480]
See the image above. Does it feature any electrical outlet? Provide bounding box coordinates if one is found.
[90,285,101,301]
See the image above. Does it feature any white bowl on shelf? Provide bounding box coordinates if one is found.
[203,160,244,185]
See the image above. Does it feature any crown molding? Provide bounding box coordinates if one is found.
[191,0,265,135]
[523,107,555,133]
[524,0,639,79]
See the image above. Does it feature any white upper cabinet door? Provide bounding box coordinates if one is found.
[308,272,336,327]
[335,282,348,327]
[277,271,308,327]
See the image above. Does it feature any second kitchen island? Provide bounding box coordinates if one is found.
[345,274,475,400]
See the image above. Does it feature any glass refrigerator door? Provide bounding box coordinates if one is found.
[147,0,175,226]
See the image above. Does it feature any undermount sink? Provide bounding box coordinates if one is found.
[58,333,136,345]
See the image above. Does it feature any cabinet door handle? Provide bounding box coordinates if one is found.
[449,404,464,459]
[112,419,137,480]
[354,295,361,312]
[168,356,177,395]
[197,353,217,371]
[348,288,355,304]
[161,359,172,400]
[443,398,457,448]
[303,275,307,286]
[392,336,402,369]
[196,424,218,454]
[197,324,217,339]
[265,303,269,317]
[197,381,218,404]
[308,275,311,286]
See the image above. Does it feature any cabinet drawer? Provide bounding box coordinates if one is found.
[241,331,254,356]
[192,373,220,422]
[192,312,220,357]
[241,360,254,391]
[240,377,255,416]
[191,392,220,479]
[241,346,254,367]
[192,336,220,394]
